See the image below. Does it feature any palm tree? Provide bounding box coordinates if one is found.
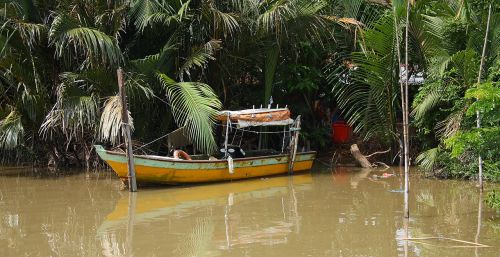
[0,0,222,165]
[326,5,404,145]
[413,0,498,175]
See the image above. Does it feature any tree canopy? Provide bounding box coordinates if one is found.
[0,0,498,177]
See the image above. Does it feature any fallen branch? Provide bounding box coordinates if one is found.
[350,144,393,169]
[366,148,391,158]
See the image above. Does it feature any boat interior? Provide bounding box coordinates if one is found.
[187,147,283,160]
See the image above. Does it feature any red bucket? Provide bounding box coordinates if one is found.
[331,121,352,143]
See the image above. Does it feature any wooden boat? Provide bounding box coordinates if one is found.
[95,107,316,185]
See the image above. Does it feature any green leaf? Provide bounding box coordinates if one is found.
[49,14,123,68]
[157,72,221,153]
[0,108,24,150]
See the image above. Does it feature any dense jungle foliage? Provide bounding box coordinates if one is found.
[0,0,498,184]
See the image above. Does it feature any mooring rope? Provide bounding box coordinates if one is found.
[134,133,169,151]
[134,122,290,152]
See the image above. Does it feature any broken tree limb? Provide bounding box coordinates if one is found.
[365,148,391,158]
[350,144,372,168]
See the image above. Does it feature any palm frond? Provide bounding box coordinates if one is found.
[21,88,41,121]
[436,109,464,139]
[124,72,155,100]
[448,49,480,86]
[95,3,128,38]
[412,88,441,121]
[257,0,331,43]
[39,83,98,142]
[99,95,134,146]
[415,147,439,172]
[130,0,161,30]
[326,13,399,142]
[228,0,259,16]
[178,39,221,81]
[49,14,123,68]
[130,0,184,31]
[157,72,221,153]
[0,108,24,150]
[131,36,178,74]
[257,0,295,36]
[14,21,47,47]
[202,1,240,37]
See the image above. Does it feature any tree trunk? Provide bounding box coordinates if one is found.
[350,144,372,168]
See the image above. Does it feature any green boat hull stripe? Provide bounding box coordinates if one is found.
[95,145,315,170]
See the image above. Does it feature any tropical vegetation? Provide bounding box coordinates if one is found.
[0,0,498,188]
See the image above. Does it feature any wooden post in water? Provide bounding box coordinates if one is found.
[288,115,301,174]
[475,4,492,192]
[117,68,137,192]
[403,0,411,219]
[224,113,230,158]
[393,4,406,169]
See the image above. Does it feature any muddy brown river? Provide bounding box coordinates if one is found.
[0,166,499,256]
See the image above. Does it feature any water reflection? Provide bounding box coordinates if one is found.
[0,167,499,257]
[97,174,313,256]
[475,191,483,257]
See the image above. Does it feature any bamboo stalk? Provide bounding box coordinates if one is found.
[403,0,411,219]
[394,5,406,168]
[117,68,137,192]
[400,237,491,247]
[475,4,492,192]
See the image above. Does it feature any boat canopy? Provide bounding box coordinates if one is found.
[217,108,294,128]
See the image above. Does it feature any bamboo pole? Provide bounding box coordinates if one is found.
[400,237,490,248]
[117,68,137,192]
[475,4,492,192]
[394,5,406,168]
[403,0,411,219]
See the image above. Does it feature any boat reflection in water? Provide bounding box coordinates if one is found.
[97,174,313,256]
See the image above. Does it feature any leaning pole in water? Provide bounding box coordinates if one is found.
[117,68,138,192]
[403,0,411,219]
[394,3,407,169]
[475,4,492,192]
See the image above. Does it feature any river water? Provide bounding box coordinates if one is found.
[0,166,499,257]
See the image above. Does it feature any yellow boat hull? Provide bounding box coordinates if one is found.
[95,145,316,184]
